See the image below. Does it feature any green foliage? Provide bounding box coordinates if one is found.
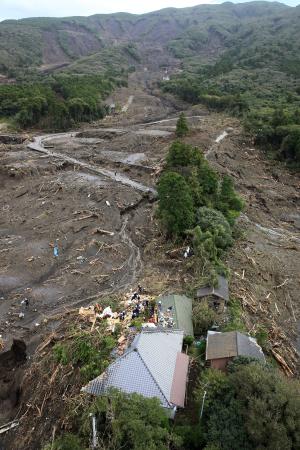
[53,328,116,382]
[80,391,182,450]
[183,335,194,346]
[222,298,246,332]
[176,112,189,137]
[192,300,217,335]
[195,362,300,450]
[157,171,195,237]
[253,325,269,351]
[217,176,244,226]
[166,141,196,168]
[42,434,85,450]
[158,141,242,276]
[196,207,233,251]
[0,73,122,130]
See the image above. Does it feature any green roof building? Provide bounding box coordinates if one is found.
[157,294,193,337]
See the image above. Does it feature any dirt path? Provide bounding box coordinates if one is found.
[28,134,156,195]
[121,95,134,113]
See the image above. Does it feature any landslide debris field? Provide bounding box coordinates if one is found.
[0,72,299,374]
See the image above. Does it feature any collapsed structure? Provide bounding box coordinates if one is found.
[196,275,229,311]
[82,330,189,417]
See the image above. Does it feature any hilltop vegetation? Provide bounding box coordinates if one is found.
[1,2,300,139]
[161,3,300,165]
[0,71,126,129]
[0,2,297,77]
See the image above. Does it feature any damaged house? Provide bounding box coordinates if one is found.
[206,330,265,371]
[82,330,189,418]
[196,275,229,311]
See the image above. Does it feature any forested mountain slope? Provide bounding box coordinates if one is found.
[0,1,299,162]
[0,2,297,76]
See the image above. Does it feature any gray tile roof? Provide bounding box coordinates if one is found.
[82,330,188,409]
[206,331,265,362]
[157,294,194,336]
[196,275,229,301]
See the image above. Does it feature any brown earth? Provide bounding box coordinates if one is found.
[0,70,299,449]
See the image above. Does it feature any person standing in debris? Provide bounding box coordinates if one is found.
[24,298,29,309]
[53,242,59,257]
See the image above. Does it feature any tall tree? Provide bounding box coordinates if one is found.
[176,112,189,137]
[158,171,194,237]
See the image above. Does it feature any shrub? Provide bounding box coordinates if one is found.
[52,328,116,382]
[222,298,246,332]
[193,300,217,335]
[42,433,85,450]
[196,207,233,250]
[80,391,182,450]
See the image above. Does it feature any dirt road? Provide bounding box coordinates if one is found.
[28,133,156,195]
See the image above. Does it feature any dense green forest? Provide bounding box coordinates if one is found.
[157,135,244,280]
[0,72,126,129]
[161,3,300,166]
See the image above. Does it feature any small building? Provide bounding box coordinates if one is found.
[157,294,193,336]
[82,330,189,418]
[206,331,265,371]
[196,275,229,311]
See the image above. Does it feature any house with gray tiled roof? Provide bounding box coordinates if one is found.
[82,330,189,417]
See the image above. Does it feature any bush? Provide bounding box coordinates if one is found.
[52,328,116,382]
[196,207,233,250]
[80,391,182,450]
[42,433,85,450]
[222,298,246,332]
[193,300,217,335]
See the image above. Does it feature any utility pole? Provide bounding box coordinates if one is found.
[90,414,98,449]
[200,390,207,420]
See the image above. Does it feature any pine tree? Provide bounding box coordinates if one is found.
[158,171,194,237]
[176,112,189,137]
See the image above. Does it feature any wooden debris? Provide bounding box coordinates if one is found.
[50,365,60,384]
[271,349,294,377]
[36,333,57,353]
[274,278,289,289]
[91,228,114,236]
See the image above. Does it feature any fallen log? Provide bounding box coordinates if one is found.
[92,228,115,236]
[271,349,294,377]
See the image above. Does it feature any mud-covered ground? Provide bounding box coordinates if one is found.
[0,69,299,448]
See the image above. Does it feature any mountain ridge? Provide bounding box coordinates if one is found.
[0,1,297,76]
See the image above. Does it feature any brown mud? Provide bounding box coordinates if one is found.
[0,69,299,449]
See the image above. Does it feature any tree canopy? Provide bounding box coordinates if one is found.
[194,361,300,450]
[157,171,195,237]
[176,112,189,137]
